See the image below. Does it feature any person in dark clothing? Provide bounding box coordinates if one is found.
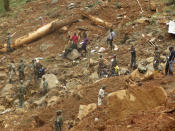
[80,33,88,56]
[130,45,136,69]
[168,46,175,75]
[111,55,117,76]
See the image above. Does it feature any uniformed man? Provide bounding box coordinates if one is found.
[130,45,136,69]
[153,46,160,71]
[8,60,16,83]
[42,77,48,95]
[6,32,16,54]
[98,55,106,78]
[98,85,106,106]
[18,80,26,108]
[18,60,26,81]
[55,110,63,131]
[111,55,117,76]
[29,60,35,83]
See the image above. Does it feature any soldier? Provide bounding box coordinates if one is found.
[168,46,175,75]
[8,60,16,84]
[130,45,136,69]
[42,77,48,96]
[153,46,160,71]
[18,60,26,81]
[97,55,106,78]
[18,80,26,108]
[29,60,35,83]
[111,55,117,76]
[6,32,16,54]
[55,110,63,131]
[98,85,106,106]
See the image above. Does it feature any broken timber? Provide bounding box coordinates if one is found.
[0,15,81,53]
[81,12,112,29]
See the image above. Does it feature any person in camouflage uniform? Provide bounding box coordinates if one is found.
[18,60,26,82]
[55,110,63,131]
[29,60,35,83]
[111,55,117,76]
[42,77,48,96]
[153,46,160,71]
[8,60,16,84]
[18,80,26,108]
[6,33,11,53]
[97,55,106,78]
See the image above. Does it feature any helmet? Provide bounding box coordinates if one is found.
[56,110,62,113]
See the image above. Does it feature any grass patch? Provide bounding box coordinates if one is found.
[87,1,102,8]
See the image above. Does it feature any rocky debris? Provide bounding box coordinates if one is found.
[40,74,60,90]
[40,43,54,52]
[66,78,82,90]
[138,64,147,74]
[77,103,97,120]
[67,3,76,9]
[51,0,58,4]
[89,58,98,66]
[67,49,81,60]
[146,57,154,64]
[46,96,61,107]
[0,71,7,80]
[89,72,99,81]
[149,0,157,11]
[107,86,167,120]
[33,96,46,107]
[120,67,130,75]
[136,17,149,24]
[130,69,154,81]
[32,115,45,127]
[0,106,5,112]
[0,84,13,98]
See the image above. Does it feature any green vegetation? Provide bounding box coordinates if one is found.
[87,1,102,8]
[115,2,121,9]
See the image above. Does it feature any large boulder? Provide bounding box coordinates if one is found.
[67,49,81,60]
[0,84,13,98]
[77,103,97,120]
[107,86,167,120]
[33,96,46,107]
[0,71,7,80]
[40,74,60,90]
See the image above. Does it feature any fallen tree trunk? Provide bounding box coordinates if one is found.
[81,12,113,29]
[0,15,81,53]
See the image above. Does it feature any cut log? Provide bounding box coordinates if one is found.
[0,15,81,53]
[81,12,112,29]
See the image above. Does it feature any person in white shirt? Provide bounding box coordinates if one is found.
[98,85,106,106]
[109,29,115,50]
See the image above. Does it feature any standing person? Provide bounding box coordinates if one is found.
[72,32,78,49]
[98,85,106,106]
[80,33,88,56]
[29,60,35,83]
[111,55,117,76]
[55,110,63,131]
[165,56,170,75]
[130,45,136,69]
[18,60,26,82]
[107,29,115,50]
[98,55,106,78]
[6,32,16,54]
[42,77,48,96]
[8,60,16,84]
[153,46,160,71]
[168,46,175,75]
[18,80,26,108]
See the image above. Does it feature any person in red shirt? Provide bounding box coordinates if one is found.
[72,32,78,49]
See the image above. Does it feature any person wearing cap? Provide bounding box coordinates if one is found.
[8,60,16,84]
[153,46,160,71]
[42,77,48,96]
[98,85,106,106]
[18,60,26,82]
[168,46,175,75]
[130,45,136,69]
[55,110,63,131]
[18,80,26,108]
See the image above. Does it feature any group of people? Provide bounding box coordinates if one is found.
[62,32,89,59]
[8,59,47,108]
